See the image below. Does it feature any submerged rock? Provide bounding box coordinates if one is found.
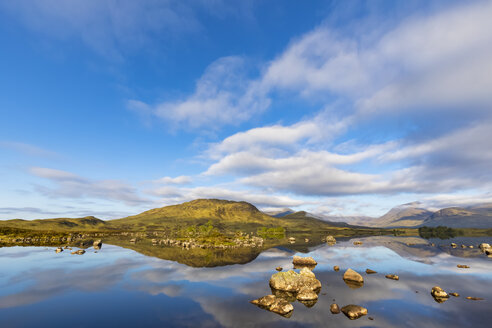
[330,303,340,314]
[466,296,484,301]
[341,304,368,320]
[269,269,321,293]
[385,274,399,280]
[292,256,317,267]
[365,269,377,274]
[431,286,449,303]
[457,264,470,268]
[251,295,294,316]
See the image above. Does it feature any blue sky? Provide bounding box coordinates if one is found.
[1,0,492,220]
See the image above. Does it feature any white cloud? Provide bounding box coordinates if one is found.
[129,56,271,130]
[155,175,192,185]
[0,141,58,158]
[149,185,305,208]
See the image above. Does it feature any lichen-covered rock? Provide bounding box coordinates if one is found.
[269,270,321,292]
[300,267,316,278]
[251,295,294,316]
[341,304,368,320]
[292,256,317,266]
[343,268,364,283]
[296,286,318,301]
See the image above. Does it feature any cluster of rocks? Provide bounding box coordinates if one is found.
[430,286,484,303]
[133,235,265,250]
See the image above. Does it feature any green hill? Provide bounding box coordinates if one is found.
[0,216,107,231]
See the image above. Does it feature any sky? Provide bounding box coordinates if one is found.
[1,0,492,221]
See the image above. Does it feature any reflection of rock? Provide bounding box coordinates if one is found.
[449,292,459,297]
[465,296,484,300]
[326,236,336,244]
[330,303,340,314]
[457,264,470,268]
[55,247,63,253]
[334,265,340,272]
[269,269,321,292]
[296,286,318,301]
[250,295,294,316]
[365,269,377,274]
[71,249,85,255]
[271,289,296,303]
[431,286,449,303]
[343,268,363,283]
[292,256,317,267]
[385,274,399,280]
[341,304,368,320]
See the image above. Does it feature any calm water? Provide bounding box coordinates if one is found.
[1,236,491,327]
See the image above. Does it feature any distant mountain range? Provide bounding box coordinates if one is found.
[269,201,492,229]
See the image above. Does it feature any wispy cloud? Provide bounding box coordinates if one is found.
[0,141,58,158]
[29,167,149,206]
[128,56,271,130]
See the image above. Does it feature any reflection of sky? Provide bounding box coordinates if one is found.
[1,237,491,327]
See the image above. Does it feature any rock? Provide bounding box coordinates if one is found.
[55,247,63,253]
[130,238,136,243]
[288,237,296,244]
[385,274,399,280]
[333,265,340,272]
[276,266,282,271]
[296,286,318,301]
[461,244,466,248]
[365,269,377,274]
[269,270,321,293]
[330,303,340,314]
[304,238,310,243]
[251,295,294,316]
[292,256,317,266]
[431,286,449,303]
[457,264,470,268]
[341,304,368,320]
[300,267,316,278]
[468,245,474,248]
[71,249,85,255]
[451,243,457,248]
[466,296,484,300]
[449,292,459,297]
[479,243,491,251]
[343,268,364,283]
[326,235,336,244]
[93,240,102,248]
[353,241,363,245]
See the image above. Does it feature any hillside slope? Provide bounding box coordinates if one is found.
[421,207,492,228]
[0,216,107,231]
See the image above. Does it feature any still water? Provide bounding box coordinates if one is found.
[1,236,491,327]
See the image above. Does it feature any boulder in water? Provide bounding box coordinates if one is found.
[341,304,368,320]
[365,269,377,274]
[343,268,364,283]
[292,256,317,266]
[385,274,399,280]
[55,247,63,253]
[250,295,294,316]
[269,269,321,292]
[326,236,336,244]
[431,286,449,303]
[330,303,340,314]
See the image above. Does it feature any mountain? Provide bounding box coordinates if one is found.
[421,207,492,228]
[0,216,107,231]
[263,208,295,217]
[369,202,433,228]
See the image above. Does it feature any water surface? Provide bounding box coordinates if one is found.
[1,236,491,327]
